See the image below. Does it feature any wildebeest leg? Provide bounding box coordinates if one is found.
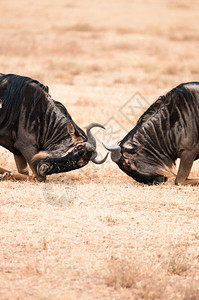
[23,155,46,182]
[0,167,11,174]
[14,154,29,175]
[175,151,199,185]
[14,143,46,182]
[0,166,32,181]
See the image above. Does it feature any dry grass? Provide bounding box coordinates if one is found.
[102,252,199,299]
[0,0,199,299]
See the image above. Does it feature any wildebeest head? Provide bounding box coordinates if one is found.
[103,140,167,185]
[33,121,108,177]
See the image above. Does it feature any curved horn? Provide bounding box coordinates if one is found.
[102,143,122,163]
[91,152,109,164]
[86,122,105,149]
[85,122,108,165]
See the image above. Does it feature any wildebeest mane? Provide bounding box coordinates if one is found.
[0,74,48,127]
[53,100,71,119]
[52,100,86,140]
[136,82,199,127]
[121,82,199,145]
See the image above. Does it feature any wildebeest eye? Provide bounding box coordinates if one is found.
[75,145,84,151]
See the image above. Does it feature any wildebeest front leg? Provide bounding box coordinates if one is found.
[14,143,46,182]
[24,155,46,182]
[175,151,199,185]
[14,154,29,175]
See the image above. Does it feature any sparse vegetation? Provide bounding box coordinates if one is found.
[105,258,138,289]
[167,257,190,275]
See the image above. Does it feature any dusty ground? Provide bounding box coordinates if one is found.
[0,0,199,299]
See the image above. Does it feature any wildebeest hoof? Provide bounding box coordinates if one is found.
[0,172,12,181]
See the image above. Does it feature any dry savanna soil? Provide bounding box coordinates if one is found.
[0,0,199,299]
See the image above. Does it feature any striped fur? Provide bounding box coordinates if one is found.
[118,82,199,184]
[0,74,92,181]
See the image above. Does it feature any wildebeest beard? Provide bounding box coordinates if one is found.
[36,149,92,176]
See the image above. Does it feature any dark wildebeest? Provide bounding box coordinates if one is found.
[0,73,107,181]
[104,82,199,185]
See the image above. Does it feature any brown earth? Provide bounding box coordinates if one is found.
[0,0,199,299]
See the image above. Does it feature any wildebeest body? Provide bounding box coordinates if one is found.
[104,82,199,185]
[0,74,106,181]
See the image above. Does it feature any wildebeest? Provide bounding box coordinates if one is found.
[0,73,107,181]
[104,82,199,185]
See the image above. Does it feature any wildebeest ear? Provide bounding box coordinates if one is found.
[67,121,76,137]
[67,121,84,144]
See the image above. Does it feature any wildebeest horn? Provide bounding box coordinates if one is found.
[86,122,104,148]
[102,143,122,162]
[91,152,109,164]
[85,122,108,164]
